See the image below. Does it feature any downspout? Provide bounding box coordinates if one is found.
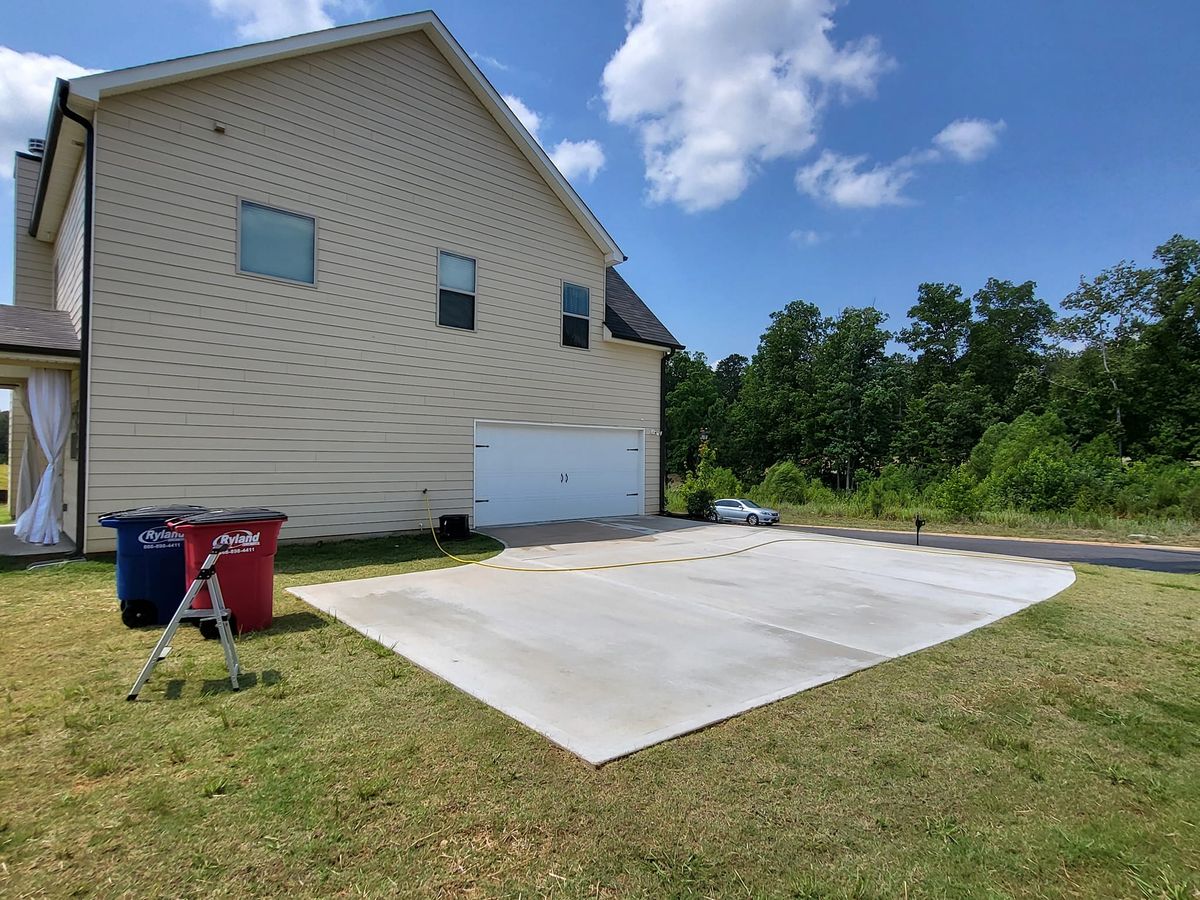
[57,82,95,558]
[659,348,674,514]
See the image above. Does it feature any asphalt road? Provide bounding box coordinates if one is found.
[782,524,1200,574]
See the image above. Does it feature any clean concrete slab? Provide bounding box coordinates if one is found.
[289,518,1076,765]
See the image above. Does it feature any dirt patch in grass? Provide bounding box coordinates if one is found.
[1,536,1198,897]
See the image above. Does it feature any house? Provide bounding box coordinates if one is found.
[3,11,681,555]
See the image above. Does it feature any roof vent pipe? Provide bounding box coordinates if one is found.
[27,138,46,155]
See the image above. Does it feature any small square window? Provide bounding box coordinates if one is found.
[238,201,316,284]
[438,251,476,330]
[562,282,589,349]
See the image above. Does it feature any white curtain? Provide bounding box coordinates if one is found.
[15,437,35,518]
[14,369,72,546]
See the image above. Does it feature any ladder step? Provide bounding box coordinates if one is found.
[178,609,231,621]
[156,646,172,661]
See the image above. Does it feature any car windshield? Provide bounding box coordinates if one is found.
[738,500,759,507]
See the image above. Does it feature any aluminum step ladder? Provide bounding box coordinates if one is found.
[127,546,240,700]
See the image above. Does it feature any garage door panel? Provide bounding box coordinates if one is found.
[474,423,643,527]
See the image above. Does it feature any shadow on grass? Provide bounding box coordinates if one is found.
[264,611,328,634]
[161,669,283,699]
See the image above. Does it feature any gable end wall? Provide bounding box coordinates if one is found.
[85,30,662,551]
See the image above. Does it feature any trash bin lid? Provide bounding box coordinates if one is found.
[168,507,288,527]
[99,504,210,524]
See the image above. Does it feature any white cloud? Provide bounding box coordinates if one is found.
[472,52,511,73]
[502,95,606,184]
[550,139,606,183]
[208,0,341,42]
[0,47,99,179]
[789,228,826,247]
[502,93,543,142]
[933,117,1006,162]
[796,150,914,208]
[602,0,893,212]
[797,118,1006,208]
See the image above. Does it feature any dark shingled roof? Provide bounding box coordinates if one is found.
[0,306,80,357]
[604,267,683,350]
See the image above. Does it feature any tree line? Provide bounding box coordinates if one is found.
[665,234,1200,522]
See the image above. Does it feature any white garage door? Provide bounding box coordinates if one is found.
[473,422,644,527]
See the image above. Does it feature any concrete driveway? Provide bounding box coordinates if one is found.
[289,517,1076,765]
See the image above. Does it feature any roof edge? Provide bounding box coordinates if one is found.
[604,326,683,352]
[64,12,623,263]
[0,342,81,360]
[28,79,68,239]
[70,11,439,101]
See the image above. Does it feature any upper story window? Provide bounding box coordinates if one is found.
[438,251,476,330]
[562,282,589,349]
[238,200,316,285]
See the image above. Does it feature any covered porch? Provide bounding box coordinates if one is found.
[1,305,81,557]
[0,523,75,558]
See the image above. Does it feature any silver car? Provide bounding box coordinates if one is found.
[711,498,780,526]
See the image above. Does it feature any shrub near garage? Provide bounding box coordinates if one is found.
[674,446,741,519]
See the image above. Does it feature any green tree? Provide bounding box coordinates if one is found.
[1056,262,1153,453]
[729,300,828,476]
[1127,235,1200,459]
[664,351,719,474]
[963,278,1055,413]
[811,307,903,489]
[898,282,971,388]
[713,353,748,404]
[895,376,997,478]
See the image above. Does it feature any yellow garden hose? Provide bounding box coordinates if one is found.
[422,493,1072,574]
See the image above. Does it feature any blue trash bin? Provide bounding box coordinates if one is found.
[99,505,209,628]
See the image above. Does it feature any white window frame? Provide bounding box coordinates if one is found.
[436,249,478,332]
[236,198,318,287]
[561,280,590,350]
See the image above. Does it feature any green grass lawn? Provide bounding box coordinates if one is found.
[2,535,1198,898]
[771,505,1200,547]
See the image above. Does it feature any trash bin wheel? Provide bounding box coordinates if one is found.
[121,600,158,629]
[200,613,237,641]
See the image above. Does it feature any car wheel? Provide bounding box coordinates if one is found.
[746,513,759,526]
[705,509,718,522]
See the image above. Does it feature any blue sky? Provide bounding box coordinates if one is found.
[2,0,1198,399]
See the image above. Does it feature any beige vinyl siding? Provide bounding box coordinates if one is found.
[7,388,36,517]
[13,155,55,310]
[53,163,87,334]
[85,30,663,552]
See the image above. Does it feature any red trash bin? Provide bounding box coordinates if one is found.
[168,508,288,635]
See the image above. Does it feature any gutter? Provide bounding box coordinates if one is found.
[0,344,81,359]
[28,80,68,239]
[55,82,95,558]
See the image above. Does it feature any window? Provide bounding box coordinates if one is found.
[562,282,589,349]
[438,251,476,330]
[239,201,316,284]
